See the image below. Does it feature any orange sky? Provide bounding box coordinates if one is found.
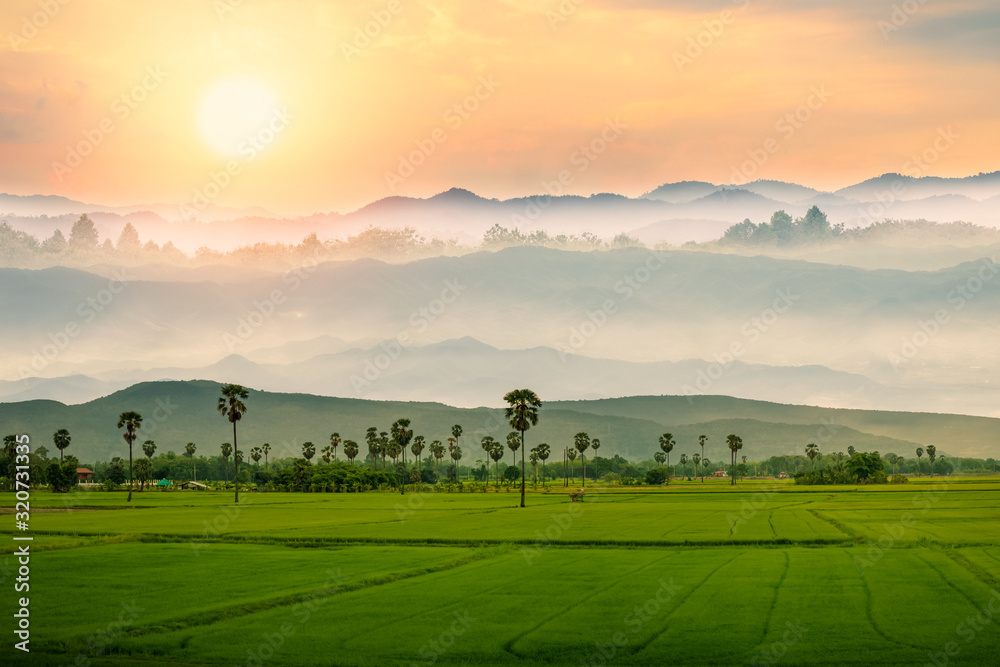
[1,0,997,215]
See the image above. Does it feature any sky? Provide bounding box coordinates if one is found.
[1,0,998,215]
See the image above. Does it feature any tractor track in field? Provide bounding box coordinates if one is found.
[622,551,743,658]
[917,550,996,610]
[753,549,791,652]
[855,551,928,653]
[503,551,677,659]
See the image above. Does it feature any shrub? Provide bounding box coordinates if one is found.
[891,474,908,484]
[645,468,668,485]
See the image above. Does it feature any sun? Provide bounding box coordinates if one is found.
[197,76,282,157]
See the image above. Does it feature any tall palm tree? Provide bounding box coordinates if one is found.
[915,447,924,477]
[451,424,463,452]
[412,435,426,476]
[693,452,701,477]
[567,449,578,483]
[529,449,540,488]
[848,445,857,457]
[321,445,333,464]
[117,411,143,502]
[379,432,389,469]
[343,440,359,464]
[430,440,445,472]
[805,443,819,469]
[366,427,380,468]
[218,383,249,503]
[262,443,270,471]
[488,440,504,487]
[536,443,551,487]
[141,440,156,489]
[302,442,316,462]
[726,434,743,486]
[680,453,688,476]
[654,451,666,466]
[329,432,341,461]
[506,431,521,466]
[251,446,262,470]
[221,442,233,480]
[391,418,414,495]
[658,433,675,485]
[574,432,591,489]
[53,428,71,462]
[591,438,601,460]
[185,442,197,481]
[698,435,708,483]
[449,445,463,481]
[504,388,542,508]
[926,445,937,477]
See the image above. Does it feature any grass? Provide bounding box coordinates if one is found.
[3,477,1000,665]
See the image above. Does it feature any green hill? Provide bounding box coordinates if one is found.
[3,381,992,464]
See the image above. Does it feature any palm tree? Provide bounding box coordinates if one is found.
[262,443,270,471]
[693,452,701,477]
[302,442,316,462]
[916,447,924,476]
[504,388,542,508]
[926,445,937,477]
[430,440,445,472]
[412,435,426,476]
[506,431,521,466]
[487,440,504,487]
[251,446,262,470]
[680,453,688,477]
[379,432,389,469]
[391,418,414,494]
[726,434,743,486]
[451,424,463,452]
[654,451,666,466]
[343,440,359,464]
[530,448,540,488]
[698,435,708,482]
[574,432,591,489]
[702,458,710,477]
[53,428,71,462]
[366,427,380,468]
[567,448,578,482]
[658,433,675,485]
[805,443,819,469]
[221,442,233,480]
[848,445,857,457]
[449,445,463,481]
[218,383,249,503]
[141,440,156,489]
[329,432,341,461]
[117,411,143,502]
[536,443,550,487]
[321,445,333,464]
[185,442,197,481]
[591,438,601,460]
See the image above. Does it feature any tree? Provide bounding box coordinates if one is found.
[141,440,156,489]
[41,229,67,253]
[481,436,499,486]
[698,435,708,482]
[591,438,601,460]
[680,453,688,476]
[53,428,71,462]
[69,214,99,249]
[926,445,937,477]
[302,442,316,462]
[726,434,743,486]
[916,447,924,476]
[251,446,262,469]
[412,435,426,475]
[567,448,577,483]
[574,432,591,488]
[221,442,233,480]
[654,451,666,466]
[536,443,550,487]
[343,440,359,464]
[693,452,701,478]
[848,446,856,458]
[506,431,521,466]
[805,443,819,469]
[504,388,542,508]
[135,458,153,490]
[117,411,143,502]
[430,440,445,472]
[451,425,463,452]
[320,445,332,464]
[329,433,341,461]
[117,223,141,251]
[185,442,197,481]
[218,384,249,503]
[366,427,380,468]
[449,445,463,481]
[262,443,271,471]
[392,418,414,494]
[529,449,540,488]
[658,433,675,485]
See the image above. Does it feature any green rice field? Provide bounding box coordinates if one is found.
[3,478,1000,665]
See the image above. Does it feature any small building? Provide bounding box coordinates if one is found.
[180,481,207,490]
[155,478,173,488]
[76,468,95,482]
[713,470,727,477]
